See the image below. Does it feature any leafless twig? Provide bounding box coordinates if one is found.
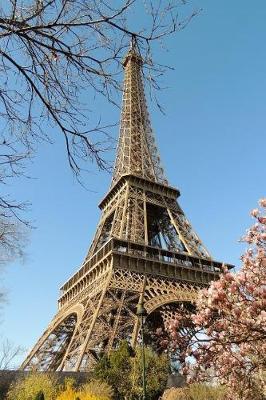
[0,0,198,177]
[0,339,25,369]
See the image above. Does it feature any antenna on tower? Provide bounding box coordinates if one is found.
[130,34,137,50]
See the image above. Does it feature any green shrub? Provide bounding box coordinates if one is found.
[188,383,226,400]
[130,346,169,399]
[56,378,112,400]
[162,383,226,400]
[82,379,113,399]
[162,388,188,400]
[34,390,45,400]
[7,373,58,400]
[35,391,45,400]
[94,340,169,400]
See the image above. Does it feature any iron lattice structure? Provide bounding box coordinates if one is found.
[21,45,232,372]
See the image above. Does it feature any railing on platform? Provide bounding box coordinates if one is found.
[59,238,234,297]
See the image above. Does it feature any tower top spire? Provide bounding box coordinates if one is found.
[112,41,167,186]
[122,35,143,68]
[130,34,137,50]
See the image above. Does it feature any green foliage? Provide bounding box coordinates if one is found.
[82,379,113,399]
[6,343,168,400]
[94,341,131,399]
[187,383,226,400]
[35,391,45,400]
[56,378,76,400]
[163,388,188,400]
[130,346,169,399]
[56,378,112,400]
[6,373,113,400]
[163,384,226,400]
[7,373,58,400]
[94,340,169,400]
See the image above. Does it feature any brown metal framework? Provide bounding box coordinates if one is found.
[21,44,232,372]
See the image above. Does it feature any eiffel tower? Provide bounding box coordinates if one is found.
[21,42,232,372]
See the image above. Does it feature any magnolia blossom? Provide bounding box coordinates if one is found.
[251,208,259,217]
[259,198,266,208]
[166,198,266,400]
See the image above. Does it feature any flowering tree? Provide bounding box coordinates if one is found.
[166,199,266,400]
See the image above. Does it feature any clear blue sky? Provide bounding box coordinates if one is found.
[1,0,266,363]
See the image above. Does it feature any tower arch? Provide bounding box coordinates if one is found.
[21,304,84,371]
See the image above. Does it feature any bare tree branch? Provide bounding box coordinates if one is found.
[0,339,25,370]
[0,0,198,178]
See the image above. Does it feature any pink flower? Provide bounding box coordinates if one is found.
[259,198,266,208]
[247,248,253,256]
[259,233,266,241]
[260,310,266,320]
[156,327,163,335]
[257,248,266,257]
[251,208,259,217]
[193,315,204,325]
[237,272,246,284]
[224,273,234,282]
[246,283,255,292]
[258,216,266,224]
[222,263,228,272]
[182,366,189,374]
[160,339,169,348]
[234,308,241,317]
[205,308,212,317]
[230,283,238,294]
